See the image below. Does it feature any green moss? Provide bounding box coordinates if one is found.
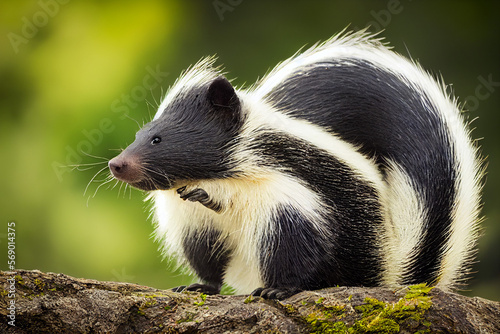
[244,295,256,304]
[305,310,335,333]
[12,276,49,300]
[194,293,207,306]
[355,297,385,314]
[316,297,325,304]
[34,278,45,290]
[332,321,349,332]
[142,296,157,308]
[315,298,346,317]
[351,284,433,333]
[304,298,346,333]
[14,275,24,285]
[136,295,158,316]
[305,310,349,334]
[282,303,297,314]
[302,284,434,334]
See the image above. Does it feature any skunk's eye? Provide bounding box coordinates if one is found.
[151,136,162,145]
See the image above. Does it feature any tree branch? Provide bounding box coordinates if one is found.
[1,270,499,333]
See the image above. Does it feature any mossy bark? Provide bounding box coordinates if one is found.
[1,270,499,333]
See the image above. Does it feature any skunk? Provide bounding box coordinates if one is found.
[109,30,483,299]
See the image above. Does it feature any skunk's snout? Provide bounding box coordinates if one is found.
[109,153,142,184]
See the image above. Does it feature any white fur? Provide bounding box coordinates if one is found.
[438,119,483,288]
[380,161,426,286]
[150,170,335,294]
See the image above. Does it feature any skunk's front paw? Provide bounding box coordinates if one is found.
[177,186,209,202]
[171,283,220,295]
[251,287,302,300]
[177,186,223,213]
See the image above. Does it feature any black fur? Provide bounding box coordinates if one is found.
[254,132,384,290]
[181,227,230,292]
[264,59,456,285]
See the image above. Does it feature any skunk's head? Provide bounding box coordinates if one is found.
[109,76,242,191]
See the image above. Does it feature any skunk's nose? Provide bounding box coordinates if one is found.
[109,157,127,176]
[109,154,141,183]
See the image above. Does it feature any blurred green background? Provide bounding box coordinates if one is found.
[1,1,499,300]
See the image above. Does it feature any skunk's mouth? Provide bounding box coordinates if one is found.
[110,174,174,192]
[128,179,174,192]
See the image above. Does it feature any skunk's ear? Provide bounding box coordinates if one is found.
[208,76,239,109]
[207,76,241,132]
